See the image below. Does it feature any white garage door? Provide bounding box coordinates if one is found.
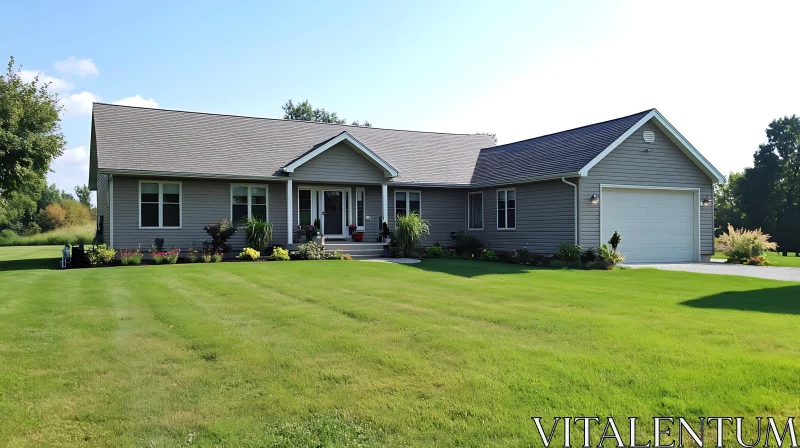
[601,188,697,263]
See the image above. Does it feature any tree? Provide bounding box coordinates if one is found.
[713,171,745,233]
[727,115,800,253]
[36,202,67,231]
[37,182,72,211]
[74,184,92,208]
[0,57,65,199]
[60,198,92,226]
[282,99,372,126]
[474,132,498,144]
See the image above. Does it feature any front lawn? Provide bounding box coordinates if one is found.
[1,246,799,446]
[713,251,800,267]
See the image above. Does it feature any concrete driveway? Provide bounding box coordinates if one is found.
[625,262,800,282]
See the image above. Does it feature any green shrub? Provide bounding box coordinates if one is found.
[211,252,224,263]
[479,249,498,262]
[86,244,116,267]
[746,255,769,266]
[395,212,430,257]
[0,229,16,241]
[550,259,568,269]
[556,242,582,262]
[298,241,325,260]
[609,231,622,251]
[511,247,532,264]
[327,250,349,260]
[443,248,458,259]
[717,224,778,263]
[237,247,260,261]
[450,231,483,255]
[270,247,291,261]
[201,251,212,263]
[244,218,273,251]
[120,249,143,266]
[425,245,443,258]
[581,248,598,263]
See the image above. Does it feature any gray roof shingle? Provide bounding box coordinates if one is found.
[90,103,653,188]
[469,109,653,185]
[91,103,494,185]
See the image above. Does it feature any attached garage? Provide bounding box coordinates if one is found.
[600,186,699,263]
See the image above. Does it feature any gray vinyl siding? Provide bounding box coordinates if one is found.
[290,142,387,184]
[465,180,576,254]
[96,173,109,244]
[578,120,715,254]
[388,187,466,246]
[111,176,286,251]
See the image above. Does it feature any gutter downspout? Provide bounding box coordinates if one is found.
[109,174,114,249]
[561,177,577,245]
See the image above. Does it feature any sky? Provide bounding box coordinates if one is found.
[3,1,798,205]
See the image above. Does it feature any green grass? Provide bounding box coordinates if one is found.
[712,251,800,267]
[0,223,95,247]
[1,246,799,446]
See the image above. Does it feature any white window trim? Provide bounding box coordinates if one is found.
[467,191,484,230]
[230,183,269,223]
[355,187,366,230]
[393,190,422,222]
[138,180,182,229]
[496,188,516,231]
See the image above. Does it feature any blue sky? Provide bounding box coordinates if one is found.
[3,1,798,203]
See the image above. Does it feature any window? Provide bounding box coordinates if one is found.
[231,184,268,223]
[140,181,181,228]
[497,189,516,230]
[468,192,483,230]
[394,190,421,218]
[356,188,365,229]
[298,189,312,226]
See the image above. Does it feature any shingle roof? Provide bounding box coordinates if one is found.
[469,109,653,185]
[90,103,655,188]
[90,103,494,185]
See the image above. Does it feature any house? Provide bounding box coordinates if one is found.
[89,104,724,263]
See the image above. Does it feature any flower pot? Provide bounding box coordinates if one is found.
[353,231,364,242]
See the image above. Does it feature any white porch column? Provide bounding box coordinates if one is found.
[381,183,388,224]
[286,179,293,245]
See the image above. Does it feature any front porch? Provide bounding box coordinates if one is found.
[285,179,389,246]
[287,240,386,259]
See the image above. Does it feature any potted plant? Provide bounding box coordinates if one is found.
[380,221,391,244]
[348,223,357,236]
[353,231,364,242]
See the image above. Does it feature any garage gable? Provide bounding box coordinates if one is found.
[579,110,725,184]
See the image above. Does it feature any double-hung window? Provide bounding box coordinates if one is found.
[231,184,268,223]
[395,190,421,219]
[356,188,365,229]
[140,181,181,228]
[468,192,483,230]
[497,189,516,230]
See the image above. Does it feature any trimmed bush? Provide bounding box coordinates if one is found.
[425,245,443,258]
[479,249,498,262]
[204,219,235,253]
[270,247,291,261]
[237,247,260,261]
[297,241,326,260]
[86,244,116,267]
[556,242,582,262]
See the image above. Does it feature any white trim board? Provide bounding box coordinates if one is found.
[578,109,726,184]
[282,131,399,177]
[599,184,701,263]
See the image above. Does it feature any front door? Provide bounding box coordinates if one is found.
[323,190,343,235]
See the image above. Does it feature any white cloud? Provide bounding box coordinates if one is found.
[112,95,159,108]
[61,91,98,115]
[60,146,89,164]
[54,57,99,78]
[18,70,73,91]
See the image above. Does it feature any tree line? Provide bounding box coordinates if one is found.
[715,115,800,254]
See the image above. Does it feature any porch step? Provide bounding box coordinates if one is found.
[323,242,384,259]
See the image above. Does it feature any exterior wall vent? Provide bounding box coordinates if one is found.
[642,130,655,143]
